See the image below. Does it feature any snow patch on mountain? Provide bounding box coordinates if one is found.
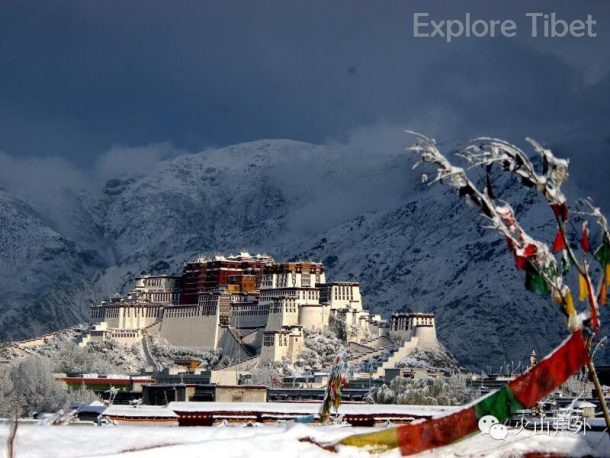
[0,139,606,370]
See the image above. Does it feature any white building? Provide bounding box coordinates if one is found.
[389,312,439,348]
[84,255,442,369]
[260,326,304,362]
[319,282,363,311]
[260,262,325,289]
[129,275,181,304]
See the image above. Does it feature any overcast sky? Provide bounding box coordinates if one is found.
[1,0,609,203]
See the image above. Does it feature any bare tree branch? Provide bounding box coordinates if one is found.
[407,132,584,332]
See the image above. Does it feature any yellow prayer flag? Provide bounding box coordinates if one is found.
[578,273,588,302]
[565,290,576,315]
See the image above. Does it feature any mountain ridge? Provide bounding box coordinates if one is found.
[1,138,606,369]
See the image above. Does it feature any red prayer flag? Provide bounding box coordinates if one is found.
[513,244,537,270]
[523,244,537,258]
[582,223,591,253]
[509,331,589,407]
[334,331,589,456]
[551,230,566,253]
[397,408,478,456]
[551,203,568,222]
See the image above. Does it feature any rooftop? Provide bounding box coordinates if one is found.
[392,312,435,318]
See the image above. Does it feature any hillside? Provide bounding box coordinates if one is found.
[0,139,605,369]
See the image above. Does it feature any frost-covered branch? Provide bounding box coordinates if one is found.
[457,136,609,333]
[459,137,569,207]
[577,198,610,243]
[408,132,585,332]
[460,137,584,272]
[409,132,516,240]
[575,198,610,310]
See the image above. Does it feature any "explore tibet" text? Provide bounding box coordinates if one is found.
[413,12,597,42]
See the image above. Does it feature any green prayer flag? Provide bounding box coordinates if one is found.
[525,267,551,297]
[594,243,610,266]
[475,386,524,423]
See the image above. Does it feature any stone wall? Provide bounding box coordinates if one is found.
[159,306,220,349]
[215,386,267,402]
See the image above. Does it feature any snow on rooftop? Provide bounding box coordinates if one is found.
[75,401,107,414]
[573,400,596,408]
[103,405,178,418]
[167,402,452,417]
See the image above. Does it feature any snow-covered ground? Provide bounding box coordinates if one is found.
[167,401,453,416]
[1,423,608,457]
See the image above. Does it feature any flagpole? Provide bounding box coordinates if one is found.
[586,335,610,438]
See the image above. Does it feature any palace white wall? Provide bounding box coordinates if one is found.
[389,314,437,342]
[107,329,142,346]
[411,325,439,348]
[260,328,303,363]
[120,306,163,329]
[298,304,331,332]
[260,271,326,289]
[132,276,180,304]
[288,330,304,361]
[134,276,178,291]
[101,307,121,329]
[159,306,220,349]
[93,305,162,330]
[81,326,142,347]
[265,299,299,331]
[367,320,386,338]
[230,304,269,329]
[259,288,320,306]
[260,333,278,362]
[326,284,362,311]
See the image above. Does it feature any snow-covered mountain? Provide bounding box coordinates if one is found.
[1,139,606,369]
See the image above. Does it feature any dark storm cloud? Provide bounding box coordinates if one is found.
[0,1,608,157]
[0,0,609,210]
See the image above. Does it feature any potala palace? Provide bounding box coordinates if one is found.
[82,253,440,372]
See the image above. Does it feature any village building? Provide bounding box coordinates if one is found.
[215,385,268,403]
[167,401,435,427]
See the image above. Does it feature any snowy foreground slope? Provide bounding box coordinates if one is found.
[2,423,608,458]
[1,139,608,368]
